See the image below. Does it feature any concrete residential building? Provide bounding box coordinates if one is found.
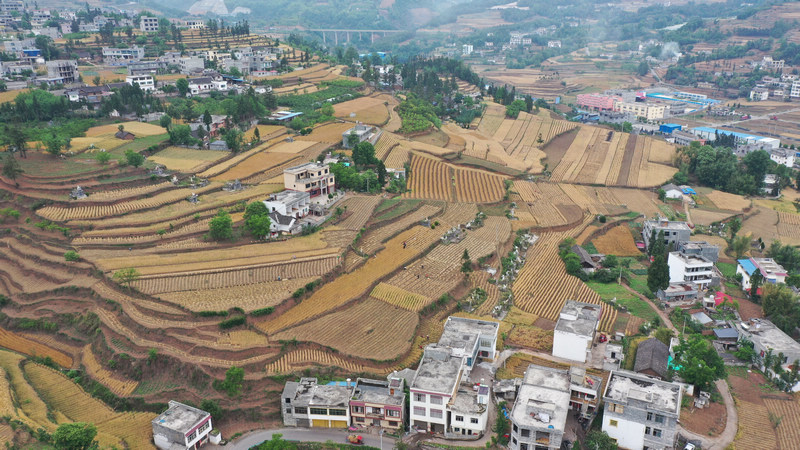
[350,377,405,429]
[152,400,212,450]
[45,60,78,84]
[102,46,145,63]
[509,365,570,450]
[552,300,601,363]
[263,190,311,218]
[126,75,155,92]
[736,257,787,290]
[602,371,682,450]
[642,218,691,251]
[140,16,159,32]
[281,377,351,428]
[567,366,602,420]
[342,123,381,148]
[667,252,714,289]
[769,148,795,168]
[409,317,498,435]
[676,241,719,263]
[283,162,336,198]
[614,102,666,120]
[655,282,698,303]
[660,183,683,200]
[737,318,800,391]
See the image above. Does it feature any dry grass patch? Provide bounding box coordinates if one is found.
[706,190,751,211]
[593,225,642,256]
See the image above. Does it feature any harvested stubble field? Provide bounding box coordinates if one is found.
[295,122,354,144]
[158,277,316,312]
[370,282,431,312]
[360,203,442,254]
[86,122,166,137]
[37,183,219,222]
[559,183,628,216]
[609,187,663,216]
[735,401,777,449]
[506,325,553,352]
[0,327,73,367]
[0,350,54,431]
[258,225,442,334]
[210,150,298,181]
[68,135,128,154]
[265,348,367,375]
[403,153,453,201]
[77,181,172,202]
[592,225,641,256]
[384,143,411,169]
[742,206,780,243]
[333,96,390,125]
[690,208,736,226]
[706,189,751,211]
[496,352,569,380]
[24,361,157,449]
[336,195,383,230]
[148,147,230,173]
[453,167,506,203]
[81,345,138,396]
[777,211,800,243]
[511,233,616,331]
[764,397,800,449]
[275,298,418,360]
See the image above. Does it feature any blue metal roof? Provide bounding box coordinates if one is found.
[682,187,697,195]
[738,258,756,276]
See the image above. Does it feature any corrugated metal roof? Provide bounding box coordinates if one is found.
[738,258,757,276]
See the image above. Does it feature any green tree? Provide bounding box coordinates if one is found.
[223,128,243,153]
[730,234,750,260]
[243,201,271,239]
[44,135,63,157]
[159,114,172,129]
[352,141,377,166]
[124,150,145,167]
[762,283,800,333]
[636,60,649,76]
[622,121,633,133]
[654,327,674,346]
[750,269,763,301]
[728,217,742,239]
[53,422,97,450]
[92,75,101,86]
[168,124,195,146]
[742,150,771,189]
[112,268,140,289]
[200,399,223,423]
[219,365,244,397]
[255,434,298,450]
[505,99,526,118]
[203,109,213,130]
[64,250,80,262]
[176,77,189,97]
[581,430,618,450]
[95,151,111,165]
[2,153,23,187]
[647,253,669,292]
[209,209,233,241]
[673,335,726,391]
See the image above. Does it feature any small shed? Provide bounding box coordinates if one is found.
[115,130,135,140]
[634,338,670,379]
[713,328,739,341]
[209,140,229,151]
[661,183,683,200]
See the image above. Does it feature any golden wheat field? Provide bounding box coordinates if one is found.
[86,122,167,137]
[148,147,230,172]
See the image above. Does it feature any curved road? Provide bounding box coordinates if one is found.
[678,379,738,449]
[229,428,396,450]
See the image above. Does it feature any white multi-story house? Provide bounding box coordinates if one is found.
[263,190,311,218]
[102,46,145,63]
[509,365,570,450]
[152,401,213,450]
[602,371,682,450]
[409,317,498,436]
[45,60,79,84]
[769,148,795,168]
[552,300,601,363]
[737,318,800,391]
[667,252,714,290]
[736,257,787,291]
[126,75,155,92]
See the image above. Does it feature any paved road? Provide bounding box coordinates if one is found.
[228,427,397,450]
[678,379,738,449]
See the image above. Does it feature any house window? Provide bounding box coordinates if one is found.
[285,408,291,414]
[512,437,517,445]
[654,414,665,423]
[513,424,518,433]
[652,428,663,438]
[609,419,618,427]
[430,395,443,405]
[352,406,364,414]
[309,407,327,415]
[388,410,400,417]
[645,426,651,435]
[388,421,398,427]
[520,444,529,450]
[369,407,382,415]
[413,406,425,416]
[430,409,443,419]
[521,429,530,437]
[187,431,197,443]
[294,407,307,414]
[329,409,346,416]
[455,415,464,422]
[285,398,291,403]
[470,418,479,424]
[414,393,426,402]
[356,417,364,422]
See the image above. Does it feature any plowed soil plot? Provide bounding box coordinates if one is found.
[617,134,637,185]
[542,128,578,168]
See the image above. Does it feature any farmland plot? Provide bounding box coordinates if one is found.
[86,121,165,136]
[158,277,316,311]
[148,148,229,173]
[275,298,418,360]
[403,153,453,201]
[265,348,367,375]
[295,122,354,144]
[453,167,506,203]
[210,151,298,181]
[778,211,800,243]
[81,345,138,396]
[0,350,54,431]
[371,282,431,312]
[706,190,751,211]
[333,96,390,125]
[592,225,641,256]
[0,327,72,367]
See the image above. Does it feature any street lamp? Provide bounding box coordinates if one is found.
[379,428,384,450]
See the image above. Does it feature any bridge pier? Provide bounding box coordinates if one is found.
[346,31,350,43]
[335,31,338,45]
[322,31,326,44]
